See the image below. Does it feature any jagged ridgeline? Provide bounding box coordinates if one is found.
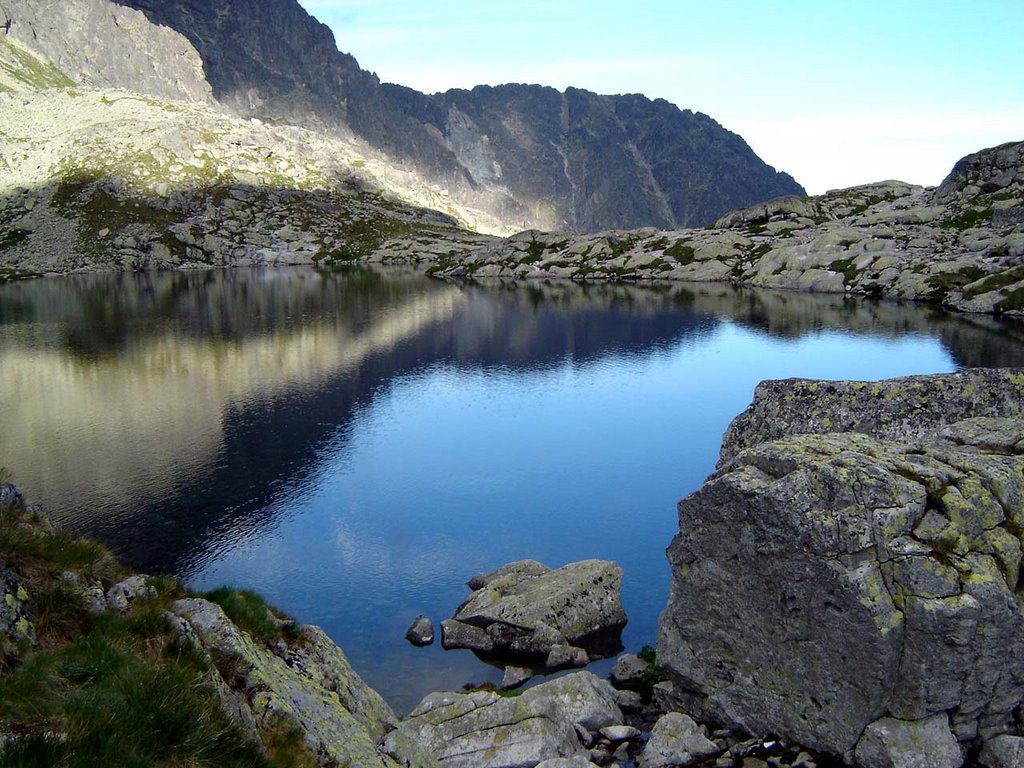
[0,0,802,249]
[109,0,803,230]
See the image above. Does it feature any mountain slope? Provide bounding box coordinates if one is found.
[107,0,804,231]
[0,41,497,276]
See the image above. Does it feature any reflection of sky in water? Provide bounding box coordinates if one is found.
[8,269,1020,714]
[190,322,956,711]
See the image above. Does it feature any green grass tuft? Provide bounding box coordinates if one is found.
[201,588,300,646]
[664,241,696,265]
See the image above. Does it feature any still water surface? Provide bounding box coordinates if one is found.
[2,267,1023,712]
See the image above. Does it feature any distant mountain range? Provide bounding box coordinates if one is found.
[4,0,803,233]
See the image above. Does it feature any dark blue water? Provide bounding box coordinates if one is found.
[2,267,1023,712]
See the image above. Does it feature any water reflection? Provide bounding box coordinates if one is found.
[2,268,1023,711]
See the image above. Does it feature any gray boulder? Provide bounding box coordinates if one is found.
[442,559,627,672]
[611,653,649,685]
[535,758,600,768]
[406,615,435,646]
[979,735,1024,767]
[0,482,22,507]
[106,574,156,613]
[658,369,1024,762]
[638,712,720,768]
[853,714,962,768]
[386,671,622,768]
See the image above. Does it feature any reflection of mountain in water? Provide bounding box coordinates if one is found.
[1,268,1022,576]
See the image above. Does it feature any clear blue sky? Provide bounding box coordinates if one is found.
[296,0,1023,194]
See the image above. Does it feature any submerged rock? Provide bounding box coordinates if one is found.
[658,369,1024,764]
[442,559,627,677]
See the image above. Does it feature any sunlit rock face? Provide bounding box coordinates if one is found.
[658,369,1024,763]
[107,0,803,233]
[0,0,212,101]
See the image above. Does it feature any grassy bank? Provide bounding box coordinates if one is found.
[0,482,314,767]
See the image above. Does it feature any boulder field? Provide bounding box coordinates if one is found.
[414,141,1024,318]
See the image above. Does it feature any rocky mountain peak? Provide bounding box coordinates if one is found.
[106,0,805,232]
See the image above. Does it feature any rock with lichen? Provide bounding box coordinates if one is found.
[441,559,627,678]
[658,368,1024,764]
[385,671,622,768]
[169,597,433,768]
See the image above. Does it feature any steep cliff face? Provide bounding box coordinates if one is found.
[404,85,803,231]
[0,0,212,102]
[110,0,804,232]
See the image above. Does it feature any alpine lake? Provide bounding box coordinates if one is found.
[2,266,1023,714]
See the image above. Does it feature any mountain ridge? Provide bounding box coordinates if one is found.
[100,0,804,231]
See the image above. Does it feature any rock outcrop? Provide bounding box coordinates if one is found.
[0,0,212,102]
[5,0,804,236]
[422,141,1024,317]
[441,560,627,680]
[169,597,423,768]
[718,368,1024,464]
[658,368,1024,766]
[0,85,494,275]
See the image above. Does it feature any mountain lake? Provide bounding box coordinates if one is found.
[2,265,1023,713]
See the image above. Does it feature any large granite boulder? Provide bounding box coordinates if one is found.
[638,712,719,768]
[442,559,627,675]
[169,598,429,768]
[385,671,622,768]
[718,368,1024,465]
[658,369,1024,765]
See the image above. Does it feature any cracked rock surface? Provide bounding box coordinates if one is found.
[658,368,1024,764]
[441,559,627,676]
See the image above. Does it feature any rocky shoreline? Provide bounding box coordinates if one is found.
[1,50,1021,320]
[4,367,1024,766]
[370,142,1024,318]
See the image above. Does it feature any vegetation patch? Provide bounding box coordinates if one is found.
[0,39,76,90]
[520,240,545,264]
[941,207,994,230]
[828,257,864,287]
[201,588,300,647]
[963,265,1024,299]
[664,240,696,265]
[611,645,667,702]
[0,494,313,767]
[608,236,637,258]
[746,242,774,260]
[460,682,524,697]
[996,286,1024,314]
[924,266,990,298]
[0,228,31,252]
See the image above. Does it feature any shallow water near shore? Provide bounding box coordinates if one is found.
[2,266,1024,713]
